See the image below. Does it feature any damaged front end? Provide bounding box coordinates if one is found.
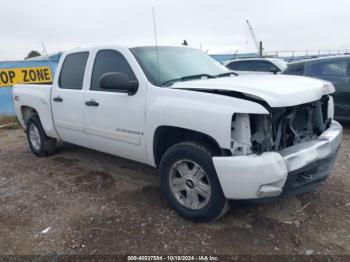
[219,95,342,199]
[231,96,333,155]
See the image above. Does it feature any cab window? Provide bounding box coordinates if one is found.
[59,52,89,89]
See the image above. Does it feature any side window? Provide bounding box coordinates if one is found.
[283,64,304,76]
[309,60,347,77]
[227,61,255,71]
[91,50,136,91]
[227,62,241,70]
[255,61,279,72]
[59,52,89,89]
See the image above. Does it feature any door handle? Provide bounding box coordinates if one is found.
[53,96,63,102]
[85,100,99,107]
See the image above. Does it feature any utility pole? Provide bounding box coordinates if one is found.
[259,41,263,57]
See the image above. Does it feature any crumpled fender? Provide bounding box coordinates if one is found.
[146,86,269,166]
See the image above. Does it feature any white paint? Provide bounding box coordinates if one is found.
[213,152,288,199]
[171,75,335,107]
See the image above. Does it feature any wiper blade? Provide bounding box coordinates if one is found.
[216,71,238,77]
[180,73,216,80]
[161,74,215,86]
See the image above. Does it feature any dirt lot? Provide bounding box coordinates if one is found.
[0,124,349,256]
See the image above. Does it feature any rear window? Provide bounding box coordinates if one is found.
[59,52,89,90]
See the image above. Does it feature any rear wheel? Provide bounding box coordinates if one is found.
[26,117,57,157]
[159,142,229,222]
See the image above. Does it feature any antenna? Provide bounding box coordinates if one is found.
[233,49,239,59]
[152,7,161,83]
[41,43,54,74]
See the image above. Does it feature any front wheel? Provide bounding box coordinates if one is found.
[159,142,229,222]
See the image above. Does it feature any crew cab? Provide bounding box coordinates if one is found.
[13,45,342,222]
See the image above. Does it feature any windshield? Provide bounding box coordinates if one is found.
[271,58,288,70]
[130,46,230,86]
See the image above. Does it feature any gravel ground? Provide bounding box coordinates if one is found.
[0,123,349,256]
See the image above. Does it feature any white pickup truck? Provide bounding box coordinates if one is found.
[13,46,342,222]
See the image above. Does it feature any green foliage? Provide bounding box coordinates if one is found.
[25,50,42,60]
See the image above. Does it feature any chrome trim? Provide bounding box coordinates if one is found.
[169,159,211,210]
[257,185,283,197]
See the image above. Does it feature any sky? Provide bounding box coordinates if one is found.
[1,0,350,60]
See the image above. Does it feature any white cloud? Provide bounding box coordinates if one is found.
[0,0,349,60]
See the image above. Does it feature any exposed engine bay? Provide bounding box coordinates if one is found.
[231,96,332,155]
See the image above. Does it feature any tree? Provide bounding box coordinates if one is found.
[25,50,42,60]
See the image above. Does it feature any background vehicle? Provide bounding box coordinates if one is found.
[223,58,288,75]
[282,55,350,120]
[12,45,342,222]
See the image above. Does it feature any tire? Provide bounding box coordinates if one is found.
[159,142,229,222]
[26,116,57,157]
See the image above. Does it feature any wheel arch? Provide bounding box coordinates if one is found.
[153,125,230,168]
[21,106,40,128]
[18,105,58,139]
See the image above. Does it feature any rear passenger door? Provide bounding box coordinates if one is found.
[51,52,89,146]
[306,58,350,119]
[83,49,147,163]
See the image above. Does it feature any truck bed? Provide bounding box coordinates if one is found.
[13,84,58,138]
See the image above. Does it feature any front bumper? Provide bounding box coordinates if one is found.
[213,121,343,200]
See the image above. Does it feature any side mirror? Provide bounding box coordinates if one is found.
[100,72,138,95]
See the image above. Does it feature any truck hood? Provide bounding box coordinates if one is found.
[170,75,335,107]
